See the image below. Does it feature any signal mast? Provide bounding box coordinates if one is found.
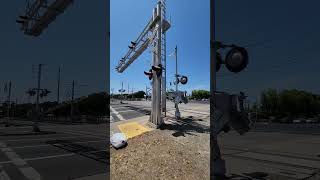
[116,0,170,127]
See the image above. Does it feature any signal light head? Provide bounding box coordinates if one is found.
[19,15,29,20]
[225,47,248,73]
[152,64,163,77]
[175,77,179,85]
[180,76,188,85]
[144,69,153,80]
[16,20,25,24]
[151,64,162,71]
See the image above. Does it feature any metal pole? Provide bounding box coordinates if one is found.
[175,46,178,95]
[160,0,167,116]
[146,85,147,101]
[151,7,157,126]
[156,2,162,125]
[15,98,17,118]
[256,97,258,126]
[150,3,162,126]
[33,64,42,132]
[5,81,12,127]
[71,80,74,122]
[210,0,226,177]
[175,46,180,119]
[57,66,61,104]
[120,81,123,103]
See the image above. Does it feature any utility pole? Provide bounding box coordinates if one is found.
[70,80,75,122]
[111,88,114,99]
[127,83,129,100]
[120,81,123,103]
[174,46,180,119]
[14,98,18,118]
[5,81,12,127]
[33,64,42,132]
[145,85,148,101]
[57,66,61,104]
[255,97,258,126]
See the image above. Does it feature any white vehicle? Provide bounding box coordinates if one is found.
[293,119,302,123]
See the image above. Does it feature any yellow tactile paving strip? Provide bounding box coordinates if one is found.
[117,122,151,139]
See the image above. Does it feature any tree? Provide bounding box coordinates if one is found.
[131,91,145,98]
[191,90,210,100]
[259,89,320,119]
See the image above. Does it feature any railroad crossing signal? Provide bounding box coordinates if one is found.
[116,0,170,127]
[212,41,250,177]
[26,88,51,98]
[144,69,153,80]
[175,75,188,85]
[214,41,249,73]
[16,0,73,36]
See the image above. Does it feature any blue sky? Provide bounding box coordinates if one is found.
[216,0,320,101]
[110,0,210,95]
[0,1,108,103]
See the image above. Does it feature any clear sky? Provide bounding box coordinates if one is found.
[216,0,320,102]
[0,1,108,103]
[110,0,210,95]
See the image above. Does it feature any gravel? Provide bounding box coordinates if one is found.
[111,130,209,180]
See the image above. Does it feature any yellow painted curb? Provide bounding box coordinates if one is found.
[118,122,151,139]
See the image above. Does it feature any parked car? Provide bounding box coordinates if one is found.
[293,119,302,123]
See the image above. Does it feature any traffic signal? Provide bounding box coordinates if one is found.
[144,69,153,80]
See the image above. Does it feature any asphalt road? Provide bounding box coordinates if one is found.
[0,121,107,180]
[110,99,210,123]
[110,100,320,179]
[5,101,318,179]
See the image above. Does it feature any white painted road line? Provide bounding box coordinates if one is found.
[11,140,105,149]
[0,150,107,165]
[51,129,106,139]
[115,109,136,113]
[110,115,114,123]
[0,142,41,180]
[4,134,98,142]
[0,164,11,180]
[110,106,125,121]
[20,167,41,180]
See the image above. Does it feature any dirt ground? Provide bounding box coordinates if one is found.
[110,130,209,180]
